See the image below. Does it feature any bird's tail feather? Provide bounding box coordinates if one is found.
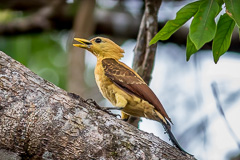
[162,121,193,156]
[154,110,192,156]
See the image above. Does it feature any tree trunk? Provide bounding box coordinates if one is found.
[0,51,194,159]
[128,0,161,127]
[68,0,95,97]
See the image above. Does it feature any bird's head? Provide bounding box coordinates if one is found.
[73,37,124,60]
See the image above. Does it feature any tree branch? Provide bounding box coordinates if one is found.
[0,51,193,159]
[133,0,161,84]
[211,82,240,149]
[0,0,68,35]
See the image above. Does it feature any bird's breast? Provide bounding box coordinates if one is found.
[94,59,130,106]
[94,59,157,119]
[94,60,115,101]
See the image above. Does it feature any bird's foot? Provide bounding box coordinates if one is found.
[85,98,120,117]
[85,98,101,108]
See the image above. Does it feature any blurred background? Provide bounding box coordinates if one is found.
[0,0,240,159]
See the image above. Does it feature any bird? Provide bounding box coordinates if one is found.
[73,37,191,155]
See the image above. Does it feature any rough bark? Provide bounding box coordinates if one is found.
[0,51,194,159]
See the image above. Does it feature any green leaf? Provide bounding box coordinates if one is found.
[189,0,219,50]
[186,34,198,61]
[212,14,235,63]
[224,0,240,28]
[149,0,202,45]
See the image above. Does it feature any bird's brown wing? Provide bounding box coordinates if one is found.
[102,58,172,123]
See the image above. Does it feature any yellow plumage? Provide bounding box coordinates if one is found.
[73,37,191,155]
[73,37,169,123]
[95,56,166,123]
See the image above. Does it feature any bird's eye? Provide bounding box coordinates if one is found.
[95,38,102,43]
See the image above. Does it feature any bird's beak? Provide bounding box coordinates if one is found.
[73,38,92,49]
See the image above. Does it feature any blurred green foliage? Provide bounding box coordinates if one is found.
[0,32,67,89]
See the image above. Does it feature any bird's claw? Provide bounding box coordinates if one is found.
[98,106,120,118]
[85,98,120,118]
[85,98,101,108]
